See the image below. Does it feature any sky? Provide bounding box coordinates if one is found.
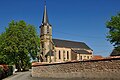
[0,0,120,57]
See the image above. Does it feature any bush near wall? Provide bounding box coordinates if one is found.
[0,65,13,79]
[0,67,5,79]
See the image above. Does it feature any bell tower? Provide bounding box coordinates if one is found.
[39,1,53,62]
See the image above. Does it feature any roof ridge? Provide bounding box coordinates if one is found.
[52,38,84,43]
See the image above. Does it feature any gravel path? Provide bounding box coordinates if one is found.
[3,71,120,80]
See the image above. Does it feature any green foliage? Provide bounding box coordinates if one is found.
[106,13,120,49]
[0,33,10,64]
[0,20,40,71]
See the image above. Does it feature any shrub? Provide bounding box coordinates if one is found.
[0,65,13,79]
[8,66,13,76]
[0,67,3,79]
[0,67,5,79]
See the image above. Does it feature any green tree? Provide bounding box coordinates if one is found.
[106,13,120,52]
[0,20,40,71]
[0,33,10,64]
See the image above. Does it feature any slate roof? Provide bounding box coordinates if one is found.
[46,50,54,56]
[42,4,49,25]
[110,49,120,56]
[52,39,92,50]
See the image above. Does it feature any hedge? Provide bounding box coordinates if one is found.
[0,65,13,79]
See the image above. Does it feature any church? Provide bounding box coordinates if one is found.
[39,4,93,63]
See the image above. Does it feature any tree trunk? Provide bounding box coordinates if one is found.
[15,62,21,72]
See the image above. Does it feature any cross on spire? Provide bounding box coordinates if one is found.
[44,0,46,6]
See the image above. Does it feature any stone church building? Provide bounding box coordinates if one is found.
[39,4,93,63]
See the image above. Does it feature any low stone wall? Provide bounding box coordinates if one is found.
[32,58,120,79]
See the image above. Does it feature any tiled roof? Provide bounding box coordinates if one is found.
[52,39,92,50]
[92,55,103,60]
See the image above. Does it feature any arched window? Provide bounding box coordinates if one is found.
[59,50,61,59]
[87,56,89,59]
[80,56,82,60]
[63,50,65,60]
[67,51,69,59]
[42,43,44,48]
[47,26,49,34]
[41,27,43,34]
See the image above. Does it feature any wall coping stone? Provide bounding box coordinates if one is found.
[32,56,120,67]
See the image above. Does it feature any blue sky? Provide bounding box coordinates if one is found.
[0,0,120,57]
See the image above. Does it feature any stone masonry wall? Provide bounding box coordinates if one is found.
[32,58,120,79]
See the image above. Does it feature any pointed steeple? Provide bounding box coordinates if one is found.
[42,0,49,25]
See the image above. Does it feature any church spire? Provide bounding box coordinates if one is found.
[42,0,49,25]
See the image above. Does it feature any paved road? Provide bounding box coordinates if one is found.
[3,71,70,80]
[3,71,32,80]
[3,71,119,80]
